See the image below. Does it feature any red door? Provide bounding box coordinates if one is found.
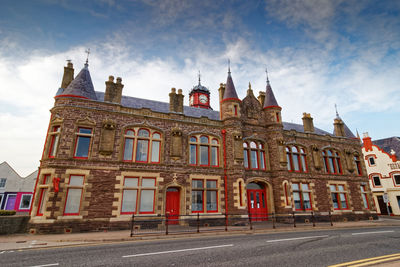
[166,188,180,224]
[247,189,268,221]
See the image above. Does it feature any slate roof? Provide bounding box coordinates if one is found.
[95,92,220,120]
[282,122,333,136]
[223,72,239,100]
[58,63,97,100]
[263,80,280,108]
[373,137,400,156]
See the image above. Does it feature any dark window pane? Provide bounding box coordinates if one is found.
[75,136,91,157]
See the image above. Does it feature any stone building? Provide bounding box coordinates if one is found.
[362,134,400,215]
[29,60,375,233]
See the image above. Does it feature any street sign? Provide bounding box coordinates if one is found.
[383,193,389,203]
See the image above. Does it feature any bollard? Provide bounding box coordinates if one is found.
[130,214,135,237]
[225,213,228,232]
[272,213,276,229]
[329,210,333,226]
[197,213,200,233]
[248,213,253,230]
[293,211,296,228]
[166,214,169,235]
[312,211,315,227]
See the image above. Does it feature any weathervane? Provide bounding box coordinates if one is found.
[198,70,201,85]
[265,67,270,83]
[85,48,91,64]
[335,104,339,118]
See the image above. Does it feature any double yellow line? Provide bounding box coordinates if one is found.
[329,253,400,266]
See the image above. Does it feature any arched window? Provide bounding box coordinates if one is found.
[286,146,308,172]
[322,149,342,174]
[123,128,162,164]
[243,141,266,170]
[189,135,219,167]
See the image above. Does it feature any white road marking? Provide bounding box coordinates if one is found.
[0,251,6,254]
[267,235,329,243]
[351,230,395,235]
[123,244,234,258]
[29,264,59,267]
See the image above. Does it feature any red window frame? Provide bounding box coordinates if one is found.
[244,141,266,170]
[287,146,308,173]
[150,132,161,163]
[139,177,156,214]
[330,184,349,210]
[73,127,92,159]
[392,172,400,187]
[48,126,60,158]
[366,155,377,167]
[199,136,210,167]
[192,179,204,213]
[135,129,150,163]
[63,175,85,216]
[323,149,342,174]
[189,135,220,167]
[123,129,135,162]
[36,174,50,216]
[292,182,312,211]
[120,177,139,215]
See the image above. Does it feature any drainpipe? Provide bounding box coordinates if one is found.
[222,129,228,215]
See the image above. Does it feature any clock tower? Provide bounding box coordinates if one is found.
[189,72,212,109]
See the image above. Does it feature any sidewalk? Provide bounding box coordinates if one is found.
[1,217,400,251]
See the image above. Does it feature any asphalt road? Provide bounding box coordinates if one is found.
[2,226,400,267]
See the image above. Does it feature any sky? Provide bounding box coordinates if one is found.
[0,0,399,176]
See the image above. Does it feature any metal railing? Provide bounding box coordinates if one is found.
[129,211,345,237]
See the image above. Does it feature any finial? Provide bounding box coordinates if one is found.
[198,70,201,85]
[228,59,231,74]
[85,48,91,66]
[248,82,251,89]
[66,59,71,64]
[266,67,270,84]
[335,103,339,118]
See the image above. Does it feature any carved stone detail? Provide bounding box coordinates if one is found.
[311,145,322,170]
[99,120,116,156]
[171,128,182,158]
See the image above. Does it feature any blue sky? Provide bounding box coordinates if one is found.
[1,0,400,175]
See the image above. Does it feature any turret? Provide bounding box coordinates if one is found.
[333,105,356,138]
[189,71,211,109]
[220,65,241,120]
[263,69,282,125]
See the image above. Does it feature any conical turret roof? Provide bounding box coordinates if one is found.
[223,70,239,100]
[263,78,280,108]
[58,62,97,100]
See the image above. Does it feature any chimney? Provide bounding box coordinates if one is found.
[362,132,373,152]
[334,118,345,137]
[61,60,74,89]
[176,89,184,113]
[169,88,177,112]
[302,113,314,132]
[218,83,225,119]
[258,91,265,107]
[104,76,124,104]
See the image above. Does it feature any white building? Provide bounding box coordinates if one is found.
[362,134,400,215]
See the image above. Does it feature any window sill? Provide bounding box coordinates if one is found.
[57,215,83,220]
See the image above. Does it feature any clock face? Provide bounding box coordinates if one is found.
[199,94,208,104]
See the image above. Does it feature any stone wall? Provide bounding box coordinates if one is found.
[0,216,30,235]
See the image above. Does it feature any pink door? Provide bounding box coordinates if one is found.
[166,188,180,225]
